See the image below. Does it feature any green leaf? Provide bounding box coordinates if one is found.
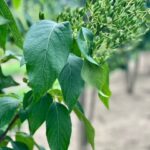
[24,20,72,99]
[0,0,23,48]
[11,141,29,150]
[81,60,111,108]
[74,105,95,150]
[59,54,84,110]
[28,93,52,135]
[0,67,19,92]
[0,25,7,50]
[19,91,32,122]
[12,0,22,9]
[77,27,98,65]
[46,102,72,150]
[15,132,34,150]
[70,38,81,57]
[0,96,20,128]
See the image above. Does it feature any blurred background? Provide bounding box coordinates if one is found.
[1,0,150,150]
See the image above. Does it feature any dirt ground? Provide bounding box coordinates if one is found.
[23,52,150,150]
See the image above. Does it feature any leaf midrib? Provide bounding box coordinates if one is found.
[41,23,57,85]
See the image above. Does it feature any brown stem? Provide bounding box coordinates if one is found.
[0,114,19,143]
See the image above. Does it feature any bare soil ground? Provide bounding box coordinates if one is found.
[23,52,150,150]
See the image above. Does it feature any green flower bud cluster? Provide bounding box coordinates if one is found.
[58,0,150,63]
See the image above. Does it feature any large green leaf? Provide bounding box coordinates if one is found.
[81,60,111,108]
[28,93,52,134]
[0,67,18,92]
[0,0,23,48]
[74,105,95,150]
[24,20,72,99]
[77,27,97,65]
[59,54,84,111]
[15,132,34,150]
[0,96,20,128]
[46,102,72,150]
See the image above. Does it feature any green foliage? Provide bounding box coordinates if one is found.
[59,54,84,110]
[15,132,34,150]
[82,61,111,108]
[23,20,72,99]
[0,96,20,128]
[46,102,72,150]
[27,93,52,135]
[74,105,95,150]
[0,0,23,48]
[11,141,29,150]
[0,0,149,150]
[77,27,98,65]
[59,0,149,63]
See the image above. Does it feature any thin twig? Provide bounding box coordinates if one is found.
[0,114,19,143]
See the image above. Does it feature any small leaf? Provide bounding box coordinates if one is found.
[24,20,72,99]
[23,90,32,109]
[0,0,23,48]
[15,132,34,150]
[0,96,20,128]
[77,27,98,65]
[74,105,95,150]
[59,54,84,110]
[46,102,72,150]
[71,38,81,57]
[28,93,52,134]
[81,60,111,108]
